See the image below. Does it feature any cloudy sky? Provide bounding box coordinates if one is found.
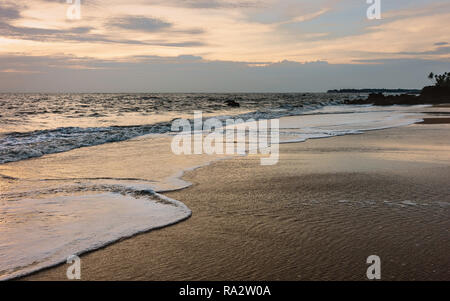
[0,0,449,92]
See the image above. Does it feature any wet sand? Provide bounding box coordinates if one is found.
[24,123,450,281]
[420,117,450,124]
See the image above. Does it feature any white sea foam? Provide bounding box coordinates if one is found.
[0,189,190,280]
[276,105,425,144]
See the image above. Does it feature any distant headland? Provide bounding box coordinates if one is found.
[327,89,421,94]
[342,72,450,106]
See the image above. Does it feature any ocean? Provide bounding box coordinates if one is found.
[0,93,426,279]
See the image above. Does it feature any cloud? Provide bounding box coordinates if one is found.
[0,0,449,73]
[110,15,205,35]
[0,18,204,47]
[1,54,449,93]
[112,16,172,32]
[157,41,205,47]
[398,46,450,56]
[0,3,21,20]
[0,22,93,36]
[0,21,150,44]
[153,0,263,9]
[278,7,331,25]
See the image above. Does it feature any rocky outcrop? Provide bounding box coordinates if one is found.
[346,86,450,106]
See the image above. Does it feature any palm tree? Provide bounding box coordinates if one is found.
[429,72,450,87]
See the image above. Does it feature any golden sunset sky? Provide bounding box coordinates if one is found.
[1,0,449,92]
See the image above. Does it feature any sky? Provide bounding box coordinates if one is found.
[0,0,449,92]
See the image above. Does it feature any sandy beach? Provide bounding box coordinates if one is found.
[23,121,450,281]
[2,0,450,288]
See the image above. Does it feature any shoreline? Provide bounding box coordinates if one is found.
[22,121,450,281]
[7,105,428,280]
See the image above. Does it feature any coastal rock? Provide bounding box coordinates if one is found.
[225,99,240,107]
[420,86,450,103]
[345,86,450,106]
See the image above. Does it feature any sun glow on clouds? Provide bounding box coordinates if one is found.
[0,0,449,64]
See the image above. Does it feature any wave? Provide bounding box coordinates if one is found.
[0,102,338,164]
[0,180,191,281]
[0,123,172,164]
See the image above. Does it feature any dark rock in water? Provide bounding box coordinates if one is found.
[345,86,450,106]
[363,93,418,105]
[141,96,160,100]
[225,99,240,107]
[369,93,419,106]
